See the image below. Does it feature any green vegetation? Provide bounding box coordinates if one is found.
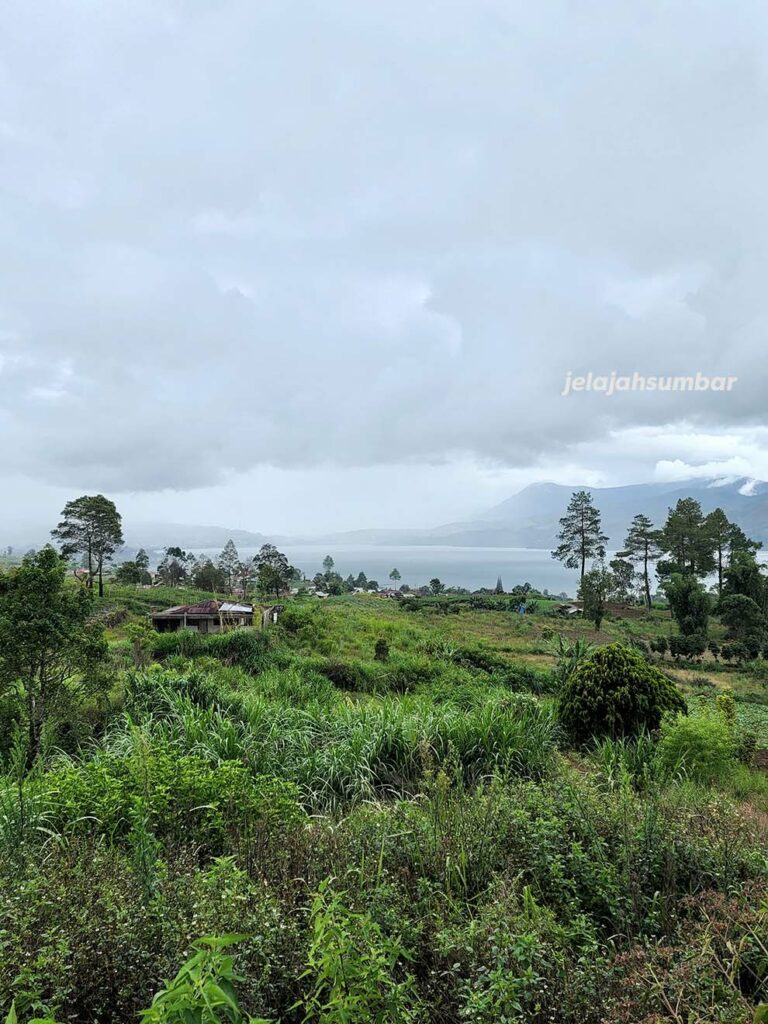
[558,642,686,743]
[2,489,768,1023]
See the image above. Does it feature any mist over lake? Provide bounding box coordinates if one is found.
[192,544,580,595]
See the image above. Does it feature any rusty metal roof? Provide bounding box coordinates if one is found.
[152,600,253,619]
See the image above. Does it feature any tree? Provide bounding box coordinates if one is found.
[663,573,710,637]
[551,491,607,581]
[114,555,152,586]
[494,576,504,595]
[727,523,762,565]
[156,547,194,587]
[429,578,444,595]
[354,572,368,589]
[0,547,107,759]
[718,594,766,641]
[254,544,294,600]
[578,566,610,630]
[322,555,335,575]
[704,508,733,596]
[607,557,635,604]
[723,550,768,611]
[389,568,401,587]
[192,558,226,592]
[619,513,661,610]
[236,560,257,597]
[657,498,715,579]
[51,494,124,597]
[217,540,240,593]
[558,642,686,743]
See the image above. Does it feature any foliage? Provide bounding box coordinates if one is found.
[254,545,295,600]
[657,497,715,579]
[657,712,736,784]
[551,490,607,580]
[663,573,710,636]
[0,547,108,758]
[295,881,420,1023]
[51,493,124,596]
[558,642,686,743]
[578,566,610,630]
[140,935,272,1024]
[619,513,661,609]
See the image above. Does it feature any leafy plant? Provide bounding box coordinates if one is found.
[295,881,420,1023]
[141,935,273,1024]
[558,642,686,743]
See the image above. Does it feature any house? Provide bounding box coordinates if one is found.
[377,588,401,599]
[151,600,254,633]
[554,603,582,618]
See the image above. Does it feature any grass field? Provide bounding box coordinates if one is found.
[1,587,766,1023]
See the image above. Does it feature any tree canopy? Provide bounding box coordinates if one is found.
[51,494,124,597]
[552,490,608,580]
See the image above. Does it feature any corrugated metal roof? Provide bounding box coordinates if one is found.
[152,600,253,618]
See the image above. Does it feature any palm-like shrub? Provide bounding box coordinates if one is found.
[558,642,686,744]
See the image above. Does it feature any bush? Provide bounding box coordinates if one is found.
[657,713,735,784]
[558,643,686,744]
[669,633,707,661]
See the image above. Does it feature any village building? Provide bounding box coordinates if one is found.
[151,600,254,633]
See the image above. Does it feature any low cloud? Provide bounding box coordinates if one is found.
[1,1,767,497]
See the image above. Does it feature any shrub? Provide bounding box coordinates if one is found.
[296,881,420,1023]
[374,638,390,662]
[663,575,710,637]
[649,636,669,657]
[558,643,686,744]
[669,633,707,661]
[657,713,735,784]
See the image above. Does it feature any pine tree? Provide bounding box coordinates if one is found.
[217,539,240,593]
[619,513,661,610]
[551,491,608,581]
[658,498,715,578]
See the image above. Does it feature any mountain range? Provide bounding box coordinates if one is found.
[117,477,768,552]
[9,479,768,553]
[312,478,768,549]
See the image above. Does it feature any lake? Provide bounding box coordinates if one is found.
[193,544,580,596]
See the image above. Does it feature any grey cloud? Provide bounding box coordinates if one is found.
[1,0,768,493]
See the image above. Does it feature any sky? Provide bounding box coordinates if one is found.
[2,0,768,541]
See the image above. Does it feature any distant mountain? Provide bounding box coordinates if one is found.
[319,478,768,548]
[121,521,273,552]
[6,479,766,556]
[477,478,768,548]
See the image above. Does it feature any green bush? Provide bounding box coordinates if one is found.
[558,643,686,744]
[45,748,306,855]
[657,713,735,784]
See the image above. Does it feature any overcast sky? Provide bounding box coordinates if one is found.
[2,0,767,539]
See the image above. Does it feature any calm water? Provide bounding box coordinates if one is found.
[193,544,579,596]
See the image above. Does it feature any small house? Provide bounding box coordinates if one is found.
[554,603,582,618]
[151,600,254,633]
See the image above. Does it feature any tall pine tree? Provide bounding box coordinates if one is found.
[619,513,661,610]
[551,490,608,581]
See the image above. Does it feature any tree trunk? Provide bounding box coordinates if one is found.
[98,560,104,598]
[26,684,40,764]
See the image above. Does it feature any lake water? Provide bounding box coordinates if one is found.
[193,544,579,596]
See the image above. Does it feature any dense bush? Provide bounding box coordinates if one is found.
[558,642,687,743]
[657,713,735,784]
[151,628,272,674]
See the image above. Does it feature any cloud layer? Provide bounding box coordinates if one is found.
[2,0,768,498]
